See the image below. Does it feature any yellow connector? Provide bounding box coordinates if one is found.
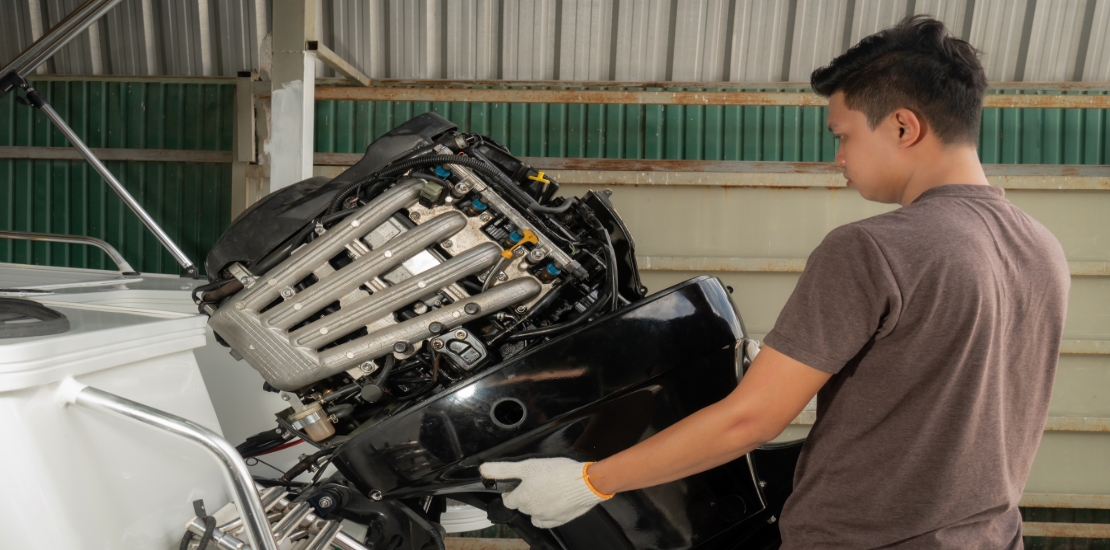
[502,229,538,259]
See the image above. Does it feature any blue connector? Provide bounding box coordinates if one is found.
[434,165,451,178]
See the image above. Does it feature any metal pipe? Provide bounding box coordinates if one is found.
[0,229,136,272]
[186,518,249,550]
[61,382,278,550]
[305,521,344,550]
[37,103,196,274]
[332,531,372,550]
[272,502,312,540]
[0,0,122,80]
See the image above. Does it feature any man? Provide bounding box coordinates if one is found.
[481,15,1070,549]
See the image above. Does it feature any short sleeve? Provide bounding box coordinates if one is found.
[763,224,901,374]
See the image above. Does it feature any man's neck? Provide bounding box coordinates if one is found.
[898,145,990,206]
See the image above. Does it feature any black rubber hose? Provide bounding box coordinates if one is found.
[192,277,236,305]
[394,353,440,401]
[487,283,567,345]
[251,223,316,277]
[528,197,576,214]
[504,285,613,341]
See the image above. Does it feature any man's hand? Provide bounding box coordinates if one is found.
[480,458,609,528]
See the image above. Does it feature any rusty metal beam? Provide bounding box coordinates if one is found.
[307,41,371,87]
[311,86,1110,109]
[443,538,529,550]
[319,78,1110,93]
[1022,522,1110,538]
[18,74,1110,93]
[634,256,1110,278]
[1020,493,1110,509]
[1061,340,1110,355]
[0,145,232,163]
[310,155,1110,191]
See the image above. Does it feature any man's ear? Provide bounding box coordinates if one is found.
[891,108,925,147]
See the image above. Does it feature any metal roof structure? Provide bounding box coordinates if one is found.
[2,0,1108,82]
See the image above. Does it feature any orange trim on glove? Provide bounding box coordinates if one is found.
[582,462,615,499]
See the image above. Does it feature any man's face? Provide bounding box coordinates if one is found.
[827,92,907,204]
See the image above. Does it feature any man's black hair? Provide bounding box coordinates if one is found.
[810,15,988,145]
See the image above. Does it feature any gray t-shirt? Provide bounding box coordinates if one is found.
[764,184,1070,549]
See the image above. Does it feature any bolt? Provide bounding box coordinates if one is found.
[328,414,339,423]
[442,240,453,248]
[409,211,421,222]
[463,303,480,315]
[479,212,493,222]
[515,306,528,315]
[428,322,445,334]
[454,183,469,195]
[235,301,246,310]
[393,341,409,353]
[240,276,253,285]
[413,302,428,314]
[360,362,375,372]
[281,288,294,298]
[529,249,545,261]
[513,247,526,257]
[317,496,334,508]
[455,329,468,340]
[351,219,360,227]
[281,393,291,401]
[496,272,508,281]
[370,490,383,501]
[431,339,444,350]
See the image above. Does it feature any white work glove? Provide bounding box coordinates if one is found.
[480,458,612,528]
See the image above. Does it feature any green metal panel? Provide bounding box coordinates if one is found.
[0,80,234,276]
[314,88,1108,166]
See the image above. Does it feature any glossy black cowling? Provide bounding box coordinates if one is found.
[333,276,800,549]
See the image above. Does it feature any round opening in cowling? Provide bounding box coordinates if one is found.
[490,398,526,428]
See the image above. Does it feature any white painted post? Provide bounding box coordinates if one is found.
[268,0,316,192]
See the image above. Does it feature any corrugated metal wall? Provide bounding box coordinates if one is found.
[0,80,234,275]
[3,0,1109,82]
[314,90,1110,164]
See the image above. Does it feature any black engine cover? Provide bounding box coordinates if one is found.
[333,276,792,549]
[204,113,457,279]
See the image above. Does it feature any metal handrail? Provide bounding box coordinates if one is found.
[55,379,279,550]
[0,0,122,94]
[0,230,136,273]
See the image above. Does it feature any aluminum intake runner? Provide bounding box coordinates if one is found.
[209,179,542,391]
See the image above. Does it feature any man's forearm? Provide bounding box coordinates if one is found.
[583,346,830,496]
[585,399,772,495]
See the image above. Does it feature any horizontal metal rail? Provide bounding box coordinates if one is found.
[791,412,1110,431]
[306,155,1110,191]
[0,229,135,272]
[1022,522,1110,538]
[57,379,279,550]
[311,86,1110,109]
[1021,493,1110,509]
[0,145,232,163]
[19,74,1110,93]
[634,255,1110,278]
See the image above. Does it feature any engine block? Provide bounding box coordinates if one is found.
[208,177,551,391]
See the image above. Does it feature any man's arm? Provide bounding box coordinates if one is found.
[480,345,831,527]
[587,345,831,494]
